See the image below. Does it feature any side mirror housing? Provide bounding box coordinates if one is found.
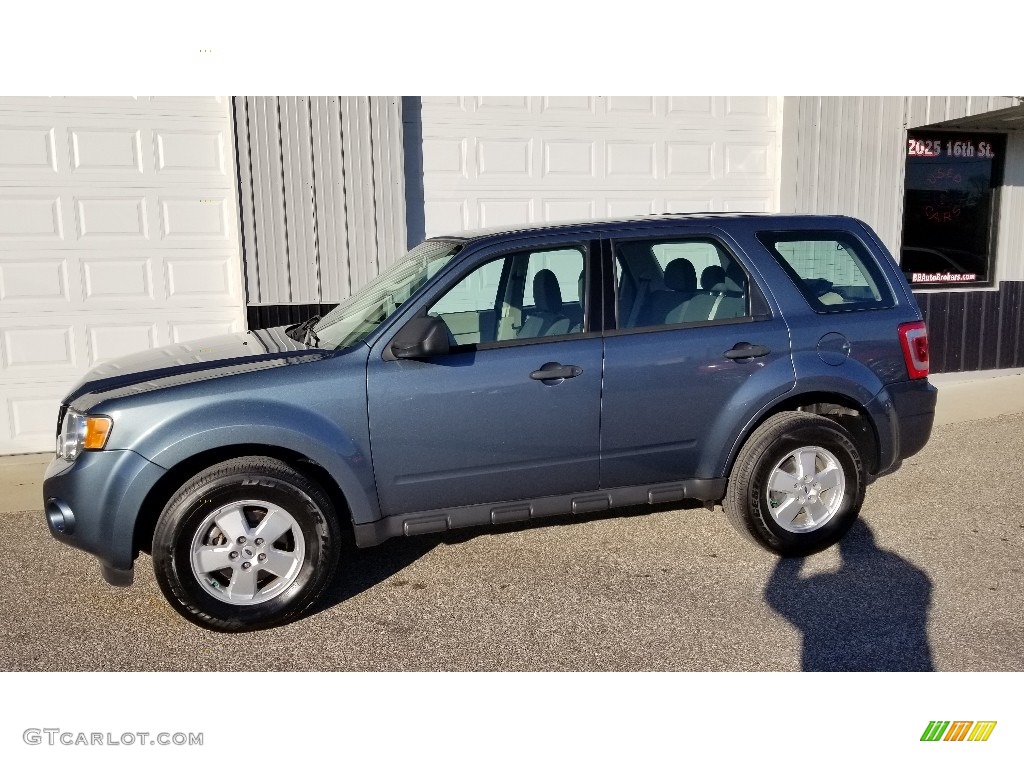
[390,314,451,359]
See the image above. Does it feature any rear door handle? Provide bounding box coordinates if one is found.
[724,343,771,360]
[530,362,583,381]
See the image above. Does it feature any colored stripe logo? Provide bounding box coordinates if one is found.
[921,721,997,742]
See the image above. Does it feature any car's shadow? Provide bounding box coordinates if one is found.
[312,500,701,615]
[765,518,934,671]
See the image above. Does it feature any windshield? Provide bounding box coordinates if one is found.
[313,239,462,349]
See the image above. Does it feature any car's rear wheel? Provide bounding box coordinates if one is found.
[724,411,865,556]
[152,456,341,632]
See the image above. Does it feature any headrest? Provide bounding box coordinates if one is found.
[701,265,726,291]
[664,259,697,293]
[723,262,746,293]
[533,269,563,312]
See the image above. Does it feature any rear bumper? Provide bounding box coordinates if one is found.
[42,449,165,582]
[886,378,938,462]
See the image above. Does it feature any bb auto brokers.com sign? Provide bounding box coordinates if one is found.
[903,133,1002,286]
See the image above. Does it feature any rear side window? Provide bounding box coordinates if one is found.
[758,232,895,312]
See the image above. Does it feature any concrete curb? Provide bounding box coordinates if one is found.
[930,370,1024,426]
[2,370,1022,514]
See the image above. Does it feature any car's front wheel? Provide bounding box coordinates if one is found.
[152,456,341,632]
[724,411,866,556]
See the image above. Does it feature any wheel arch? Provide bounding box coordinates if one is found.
[133,444,353,557]
[721,389,884,483]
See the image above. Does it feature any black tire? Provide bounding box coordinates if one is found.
[724,411,866,557]
[152,456,341,632]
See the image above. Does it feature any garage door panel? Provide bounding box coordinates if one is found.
[606,141,657,177]
[158,195,232,241]
[0,126,57,172]
[476,138,534,178]
[541,96,597,115]
[0,97,243,454]
[70,128,143,173]
[421,97,778,131]
[0,257,69,303]
[0,248,241,314]
[0,97,228,118]
[423,199,468,233]
[87,322,160,365]
[542,140,596,178]
[0,113,233,185]
[605,96,658,116]
[666,198,715,213]
[165,255,239,301]
[168,316,241,343]
[421,96,781,239]
[154,129,226,175]
[0,309,243,382]
[606,198,657,217]
[424,127,776,189]
[80,256,154,302]
[0,189,237,250]
[543,199,596,221]
[76,196,148,239]
[478,198,534,229]
[0,196,63,240]
[668,96,777,128]
[2,324,77,371]
[2,383,69,453]
[666,142,715,180]
[668,96,715,118]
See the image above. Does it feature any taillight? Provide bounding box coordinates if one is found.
[898,321,929,380]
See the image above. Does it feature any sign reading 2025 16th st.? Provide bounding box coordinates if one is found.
[907,137,998,158]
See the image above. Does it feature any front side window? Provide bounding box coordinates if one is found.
[429,246,586,346]
[758,232,894,312]
[900,132,1004,287]
[615,237,750,329]
[314,239,462,349]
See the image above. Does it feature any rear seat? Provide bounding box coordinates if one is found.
[627,259,748,328]
[636,259,697,326]
[662,264,746,324]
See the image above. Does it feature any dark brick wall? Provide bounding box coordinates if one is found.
[915,281,1024,373]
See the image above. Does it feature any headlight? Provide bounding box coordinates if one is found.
[56,409,113,461]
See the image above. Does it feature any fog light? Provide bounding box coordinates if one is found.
[45,499,75,535]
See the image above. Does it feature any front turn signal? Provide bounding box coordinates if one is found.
[83,416,113,449]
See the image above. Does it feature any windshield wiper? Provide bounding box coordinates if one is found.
[284,315,321,346]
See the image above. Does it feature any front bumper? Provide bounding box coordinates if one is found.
[42,449,166,584]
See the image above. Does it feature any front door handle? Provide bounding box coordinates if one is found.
[724,342,771,360]
[530,362,583,381]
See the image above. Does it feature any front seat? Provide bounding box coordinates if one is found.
[518,269,571,338]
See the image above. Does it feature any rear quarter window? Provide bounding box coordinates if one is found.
[757,231,895,313]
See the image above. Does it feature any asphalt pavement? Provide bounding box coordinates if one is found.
[2,409,1022,671]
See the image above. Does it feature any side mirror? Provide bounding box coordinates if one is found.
[390,314,451,359]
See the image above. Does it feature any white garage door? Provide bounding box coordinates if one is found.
[0,97,245,454]
[419,96,780,236]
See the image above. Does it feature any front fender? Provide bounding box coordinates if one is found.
[89,349,380,525]
[135,402,380,525]
[95,370,380,527]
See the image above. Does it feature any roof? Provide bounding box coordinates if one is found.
[430,212,851,242]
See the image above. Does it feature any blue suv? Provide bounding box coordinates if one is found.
[43,214,937,631]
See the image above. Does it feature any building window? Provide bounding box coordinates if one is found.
[900,131,1005,287]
